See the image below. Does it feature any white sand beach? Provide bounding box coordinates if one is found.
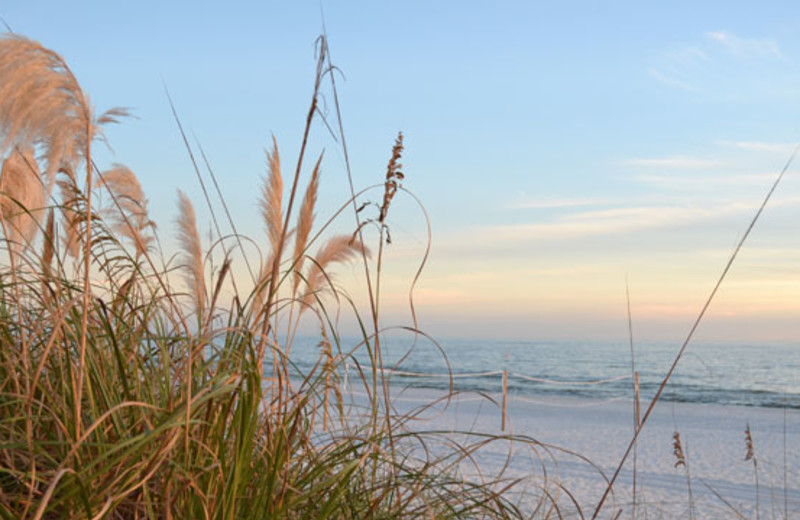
[365,386,800,519]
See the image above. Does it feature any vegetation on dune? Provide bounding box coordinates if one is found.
[0,33,563,519]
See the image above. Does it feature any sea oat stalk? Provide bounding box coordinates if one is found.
[745,423,760,519]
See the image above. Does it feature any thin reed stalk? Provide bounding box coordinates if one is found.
[625,279,639,519]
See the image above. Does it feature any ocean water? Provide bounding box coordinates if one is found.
[286,336,800,410]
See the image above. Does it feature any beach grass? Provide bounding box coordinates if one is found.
[0,33,561,519]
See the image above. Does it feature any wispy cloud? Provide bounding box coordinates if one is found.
[507,196,616,210]
[624,156,724,169]
[650,31,788,95]
[474,202,758,242]
[706,31,784,61]
[412,287,472,305]
[649,46,712,91]
[718,140,797,154]
[665,46,711,68]
[634,172,777,189]
[648,68,701,92]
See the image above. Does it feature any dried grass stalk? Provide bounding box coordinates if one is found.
[40,207,54,278]
[57,173,82,258]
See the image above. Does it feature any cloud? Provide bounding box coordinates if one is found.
[648,68,701,92]
[719,140,797,154]
[650,31,788,95]
[624,156,723,169]
[507,196,616,210]
[649,46,712,92]
[474,202,757,242]
[706,31,784,61]
[409,287,471,305]
[666,46,711,67]
[634,172,777,189]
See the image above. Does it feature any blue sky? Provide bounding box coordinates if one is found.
[4,1,800,342]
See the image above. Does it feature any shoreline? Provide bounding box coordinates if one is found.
[343,385,800,518]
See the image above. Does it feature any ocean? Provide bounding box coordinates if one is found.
[286,336,800,410]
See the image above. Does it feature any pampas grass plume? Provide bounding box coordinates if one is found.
[261,136,283,255]
[101,164,154,257]
[176,190,206,315]
[303,235,369,309]
[292,153,321,294]
[0,146,45,251]
[0,35,127,195]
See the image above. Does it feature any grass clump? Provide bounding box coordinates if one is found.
[0,33,545,519]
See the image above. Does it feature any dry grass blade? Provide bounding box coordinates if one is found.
[176,189,206,315]
[698,479,748,520]
[208,257,231,321]
[57,173,82,258]
[0,146,45,252]
[40,207,54,277]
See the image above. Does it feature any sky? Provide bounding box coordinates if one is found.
[3,1,800,343]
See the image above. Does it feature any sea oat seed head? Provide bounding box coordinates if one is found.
[672,431,686,468]
[744,423,755,462]
[379,131,404,225]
